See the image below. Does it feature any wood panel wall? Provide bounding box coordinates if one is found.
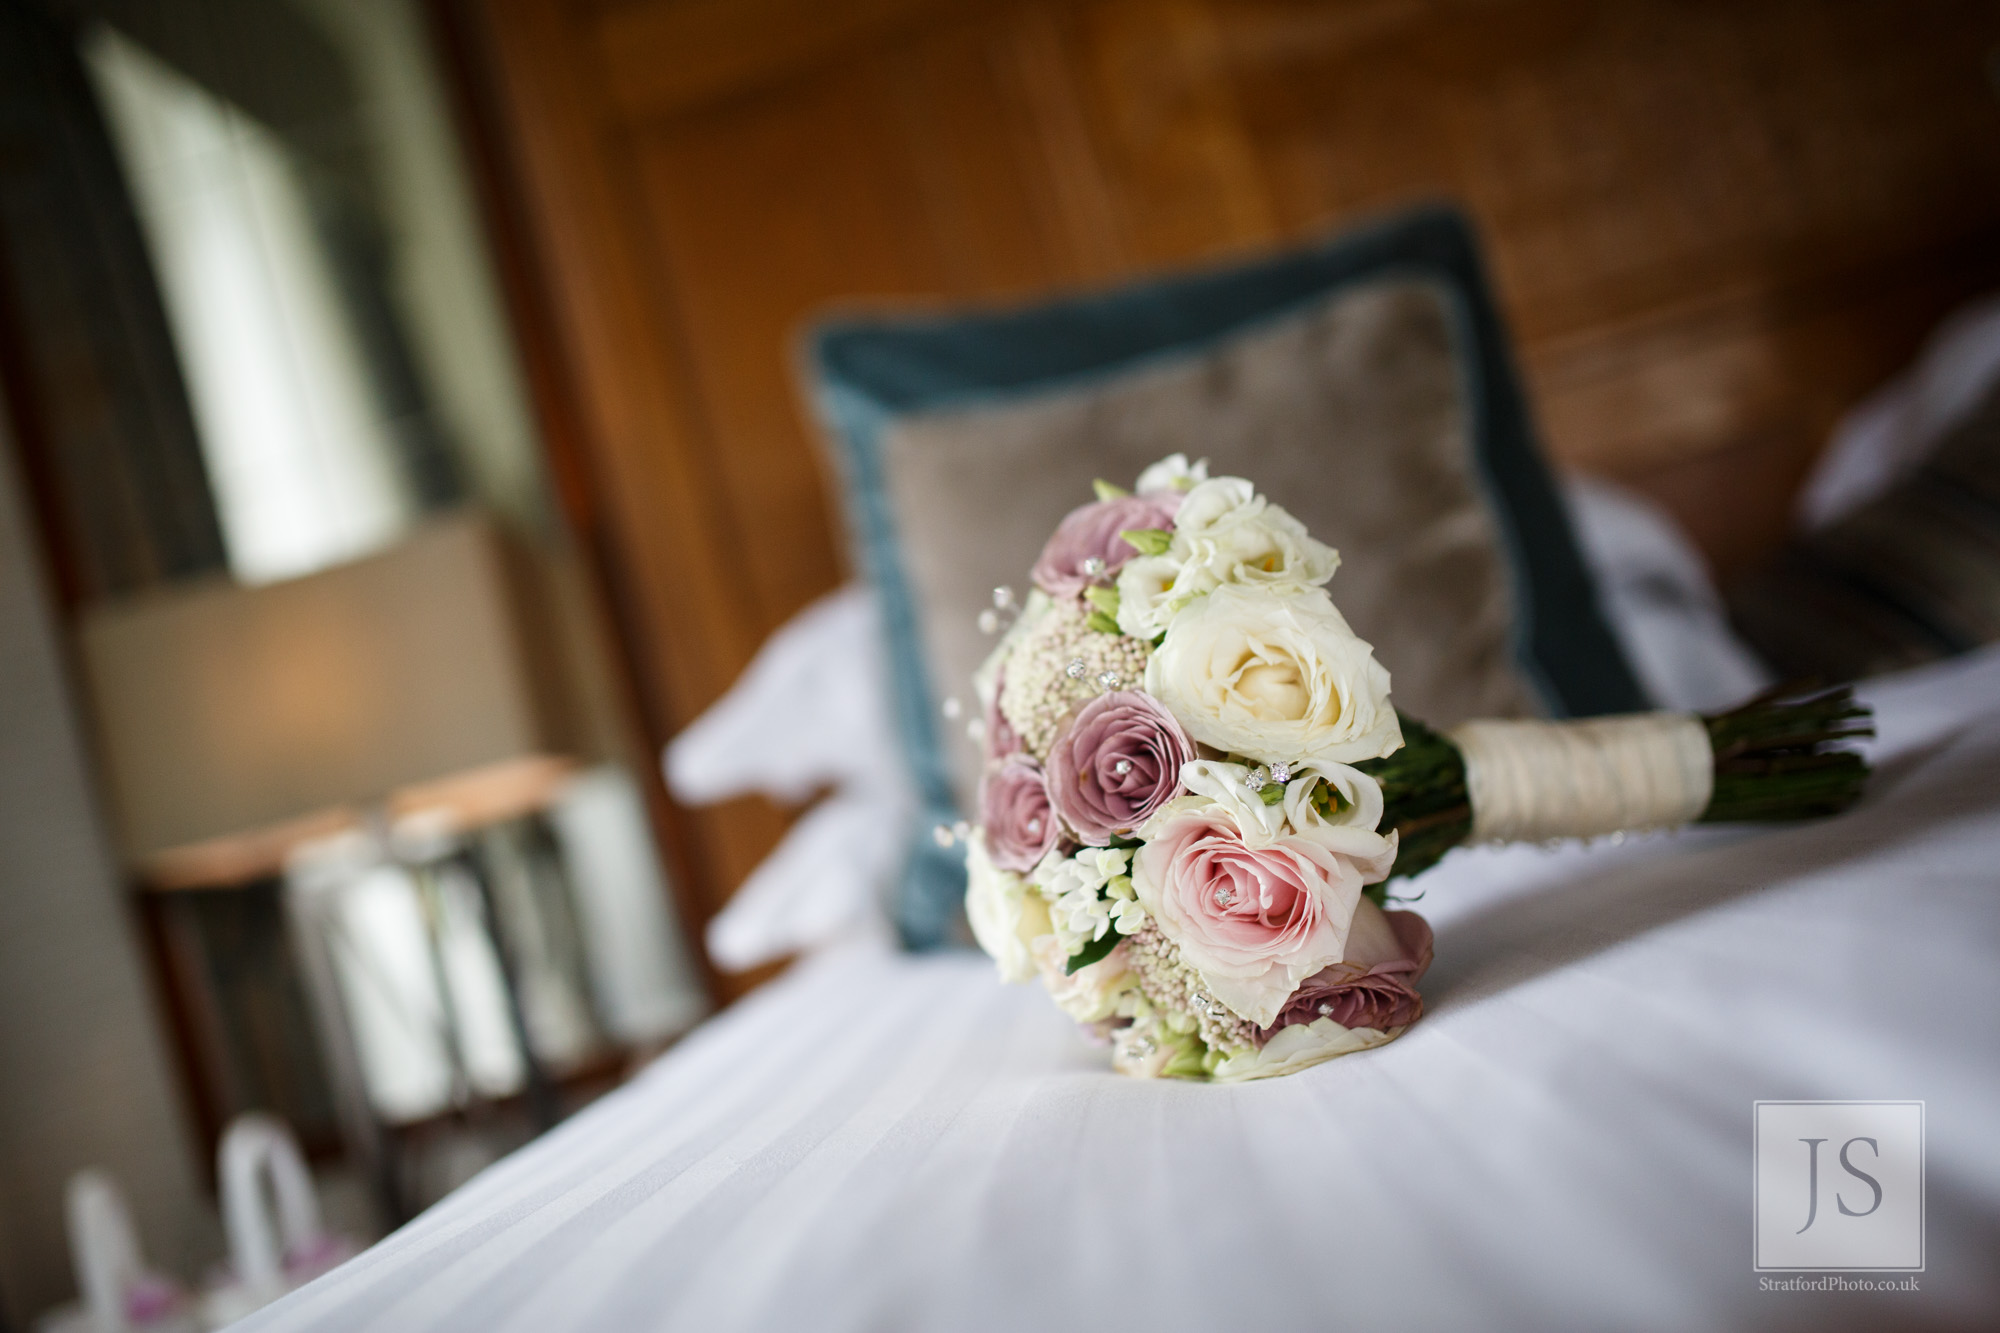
[445,0,2000,989]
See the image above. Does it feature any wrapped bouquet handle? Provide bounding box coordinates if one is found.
[1454,713,1713,842]
[961,454,1871,1081]
[1366,688,1873,882]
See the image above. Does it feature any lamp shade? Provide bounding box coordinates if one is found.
[78,515,580,877]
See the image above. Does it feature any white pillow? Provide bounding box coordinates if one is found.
[663,586,910,969]
[1561,474,1772,713]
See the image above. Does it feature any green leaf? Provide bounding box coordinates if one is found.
[1093,479,1130,501]
[1084,585,1121,617]
[1118,527,1172,557]
[1086,610,1122,635]
[1066,929,1121,974]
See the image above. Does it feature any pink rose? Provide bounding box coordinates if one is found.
[1031,493,1180,598]
[1264,898,1432,1036]
[1132,802,1396,1027]
[980,754,1061,872]
[1046,690,1193,845]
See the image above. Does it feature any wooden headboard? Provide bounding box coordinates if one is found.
[440,0,2000,991]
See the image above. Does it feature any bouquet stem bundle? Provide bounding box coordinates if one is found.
[1358,686,1875,885]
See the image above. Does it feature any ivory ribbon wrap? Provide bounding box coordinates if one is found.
[1449,714,1714,844]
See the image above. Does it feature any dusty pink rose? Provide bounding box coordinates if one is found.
[1030,493,1181,597]
[1264,898,1432,1036]
[980,754,1061,872]
[1046,690,1193,844]
[984,671,1021,763]
[1131,803,1394,1027]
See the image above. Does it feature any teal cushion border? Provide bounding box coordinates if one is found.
[809,204,1645,949]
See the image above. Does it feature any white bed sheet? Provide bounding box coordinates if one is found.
[241,647,2000,1332]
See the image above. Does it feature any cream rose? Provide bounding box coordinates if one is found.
[965,830,1049,983]
[1146,584,1402,765]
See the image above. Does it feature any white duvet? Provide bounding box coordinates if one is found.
[237,643,2000,1332]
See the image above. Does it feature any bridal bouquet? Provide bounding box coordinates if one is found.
[960,456,1869,1082]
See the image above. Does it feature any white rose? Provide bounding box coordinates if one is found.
[1146,584,1403,765]
[1166,477,1339,599]
[1209,1016,1398,1083]
[1135,452,1208,495]
[965,830,1048,982]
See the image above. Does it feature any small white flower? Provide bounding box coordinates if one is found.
[1135,453,1208,495]
[1033,845,1129,898]
[1102,872,1149,935]
[1032,846,1133,955]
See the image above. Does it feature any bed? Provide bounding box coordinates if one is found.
[233,637,2000,1331]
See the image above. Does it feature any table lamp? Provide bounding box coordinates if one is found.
[75,512,591,884]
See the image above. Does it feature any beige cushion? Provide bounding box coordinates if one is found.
[880,278,1541,806]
